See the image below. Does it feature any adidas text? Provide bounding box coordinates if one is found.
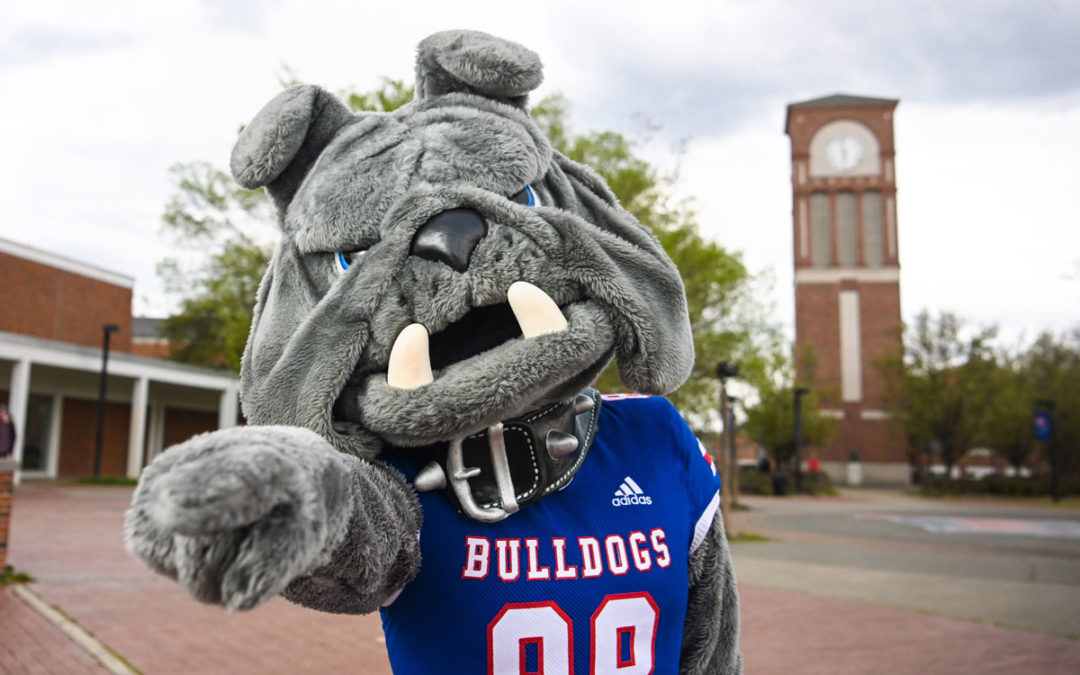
[612,494,653,506]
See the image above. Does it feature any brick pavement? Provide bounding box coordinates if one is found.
[6,484,1080,674]
[7,485,393,674]
[0,586,109,674]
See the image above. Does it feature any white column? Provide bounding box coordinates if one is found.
[218,385,239,430]
[46,394,63,478]
[7,359,31,486]
[146,402,166,463]
[126,377,149,478]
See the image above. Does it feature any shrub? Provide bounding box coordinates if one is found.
[736,467,836,496]
[799,470,837,496]
[920,476,1080,497]
[738,467,773,495]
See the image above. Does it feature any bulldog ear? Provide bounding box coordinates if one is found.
[415,30,543,108]
[230,84,353,208]
[555,154,696,395]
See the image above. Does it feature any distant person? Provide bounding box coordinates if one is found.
[0,405,14,459]
[757,446,771,473]
[808,454,821,474]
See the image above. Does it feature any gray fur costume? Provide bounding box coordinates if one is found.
[126,30,740,673]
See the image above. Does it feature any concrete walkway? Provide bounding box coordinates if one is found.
[5,484,1080,673]
[729,490,1080,673]
[729,489,1080,639]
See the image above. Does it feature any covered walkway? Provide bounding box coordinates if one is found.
[0,330,239,482]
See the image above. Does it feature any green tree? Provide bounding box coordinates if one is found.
[882,310,999,477]
[157,162,275,371]
[1022,329,1080,495]
[983,351,1033,474]
[741,349,834,470]
[342,77,414,113]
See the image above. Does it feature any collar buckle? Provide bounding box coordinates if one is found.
[411,389,601,522]
[447,423,520,522]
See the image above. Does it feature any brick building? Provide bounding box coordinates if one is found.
[0,236,239,482]
[785,94,908,485]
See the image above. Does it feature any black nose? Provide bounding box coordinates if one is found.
[410,208,487,272]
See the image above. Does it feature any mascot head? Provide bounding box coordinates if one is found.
[231,30,694,463]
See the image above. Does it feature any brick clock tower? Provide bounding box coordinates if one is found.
[785,94,907,484]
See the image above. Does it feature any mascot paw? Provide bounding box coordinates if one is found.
[125,426,353,611]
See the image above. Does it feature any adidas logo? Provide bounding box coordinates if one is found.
[611,476,653,506]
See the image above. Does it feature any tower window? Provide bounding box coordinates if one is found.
[862,190,883,268]
[810,191,830,267]
[836,191,857,267]
[838,290,863,402]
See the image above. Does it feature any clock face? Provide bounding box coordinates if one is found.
[824,136,864,172]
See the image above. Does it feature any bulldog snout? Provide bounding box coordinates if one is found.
[410,208,487,272]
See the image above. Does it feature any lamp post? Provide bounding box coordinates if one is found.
[93,324,119,478]
[716,362,739,521]
[793,387,809,493]
[728,395,740,507]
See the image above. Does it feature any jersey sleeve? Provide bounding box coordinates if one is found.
[688,436,722,554]
[654,398,722,556]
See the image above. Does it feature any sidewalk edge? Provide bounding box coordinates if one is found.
[12,584,138,675]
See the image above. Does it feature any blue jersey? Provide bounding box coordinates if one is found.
[380,395,721,674]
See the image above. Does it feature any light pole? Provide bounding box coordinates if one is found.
[93,324,119,478]
[728,395,740,507]
[716,362,739,521]
[793,387,809,493]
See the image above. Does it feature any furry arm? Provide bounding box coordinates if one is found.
[680,513,743,674]
[125,426,421,613]
[281,452,422,614]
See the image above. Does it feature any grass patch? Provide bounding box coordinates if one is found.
[106,646,142,674]
[74,476,138,486]
[728,531,773,543]
[1,565,33,585]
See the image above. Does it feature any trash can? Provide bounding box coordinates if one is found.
[771,472,789,496]
[846,450,863,486]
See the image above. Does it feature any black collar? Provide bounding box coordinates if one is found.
[410,389,601,522]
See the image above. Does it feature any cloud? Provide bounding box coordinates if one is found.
[200,0,285,34]
[538,0,1080,139]
[0,28,133,67]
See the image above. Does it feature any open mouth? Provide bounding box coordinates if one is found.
[428,302,522,371]
[331,282,615,446]
[384,281,569,390]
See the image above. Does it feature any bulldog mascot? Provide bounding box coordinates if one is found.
[127,30,741,674]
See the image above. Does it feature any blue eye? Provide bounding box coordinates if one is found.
[336,249,366,272]
[509,185,539,207]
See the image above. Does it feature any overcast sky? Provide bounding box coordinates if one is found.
[2,0,1078,347]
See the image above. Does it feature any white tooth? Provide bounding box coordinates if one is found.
[507,281,568,339]
[387,323,434,390]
